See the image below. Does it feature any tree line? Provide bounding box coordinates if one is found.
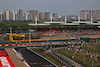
[0,21,98,34]
[0,21,64,34]
[0,22,33,34]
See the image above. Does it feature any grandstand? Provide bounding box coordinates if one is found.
[1,15,100,43]
[38,28,100,38]
[29,15,100,39]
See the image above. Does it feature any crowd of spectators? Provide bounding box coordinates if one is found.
[37,28,100,38]
[67,43,100,63]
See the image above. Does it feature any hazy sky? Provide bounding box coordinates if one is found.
[0,0,100,15]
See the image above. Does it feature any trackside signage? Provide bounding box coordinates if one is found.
[0,57,11,67]
[0,49,15,67]
[70,37,81,40]
[70,37,76,39]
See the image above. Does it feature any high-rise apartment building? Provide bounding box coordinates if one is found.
[28,13,32,20]
[87,10,96,20]
[87,10,91,20]
[96,9,100,20]
[19,9,23,21]
[24,12,28,20]
[44,12,50,21]
[24,12,32,20]
[80,10,88,20]
[15,12,18,21]
[67,15,78,20]
[0,12,3,22]
[39,12,44,21]
[92,10,96,20]
[15,12,20,21]
[9,10,15,21]
[3,9,10,21]
[80,9,100,21]
[52,13,58,19]
[27,10,39,21]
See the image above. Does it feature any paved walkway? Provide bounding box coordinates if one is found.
[5,48,26,67]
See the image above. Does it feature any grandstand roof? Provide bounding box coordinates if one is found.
[87,23,100,26]
[44,22,64,25]
[72,21,100,26]
[28,23,50,27]
[73,21,91,24]
[60,23,80,26]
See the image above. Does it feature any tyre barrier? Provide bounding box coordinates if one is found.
[49,52,71,67]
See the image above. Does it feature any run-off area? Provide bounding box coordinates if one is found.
[0,49,15,67]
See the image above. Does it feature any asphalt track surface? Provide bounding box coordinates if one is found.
[14,47,56,67]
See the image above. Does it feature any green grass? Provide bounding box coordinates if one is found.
[56,46,100,67]
[45,54,63,67]
[81,44,100,53]
[30,47,63,67]
[30,47,43,55]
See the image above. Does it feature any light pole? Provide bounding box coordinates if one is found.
[0,29,1,33]
[29,29,34,44]
[10,27,12,34]
[83,56,85,64]
[92,60,93,67]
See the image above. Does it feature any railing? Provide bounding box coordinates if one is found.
[49,52,71,67]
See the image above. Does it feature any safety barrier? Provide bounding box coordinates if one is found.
[0,41,86,47]
[49,52,71,67]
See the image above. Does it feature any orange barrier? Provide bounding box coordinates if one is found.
[9,34,71,42]
[11,38,71,42]
[89,37,100,39]
[9,34,25,41]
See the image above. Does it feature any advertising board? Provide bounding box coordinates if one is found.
[0,49,15,67]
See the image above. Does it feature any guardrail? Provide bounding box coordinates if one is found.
[0,41,86,47]
[49,52,71,67]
